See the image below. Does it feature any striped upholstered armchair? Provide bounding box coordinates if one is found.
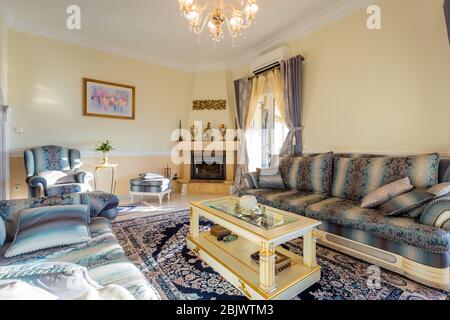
[24,146,93,198]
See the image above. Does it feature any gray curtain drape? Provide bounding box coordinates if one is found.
[232,77,253,194]
[280,55,303,156]
[445,0,450,43]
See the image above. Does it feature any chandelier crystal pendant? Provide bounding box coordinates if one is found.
[178,0,259,46]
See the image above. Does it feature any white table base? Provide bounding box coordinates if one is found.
[130,189,172,206]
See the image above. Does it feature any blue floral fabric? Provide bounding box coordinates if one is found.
[279,152,334,193]
[0,192,119,242]
[241,189,329,212]
[47,184,82,197]
[331,154,440,201]
[0,218,159,300]
[305,197,449,254]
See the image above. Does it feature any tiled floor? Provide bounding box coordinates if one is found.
[116,192,227,221]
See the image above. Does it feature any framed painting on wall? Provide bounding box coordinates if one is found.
[83,78,135,120]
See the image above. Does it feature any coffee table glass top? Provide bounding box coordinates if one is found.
[202,198,298,231]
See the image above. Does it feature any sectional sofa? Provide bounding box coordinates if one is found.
[0,192,159,300]
[242,153,450,290]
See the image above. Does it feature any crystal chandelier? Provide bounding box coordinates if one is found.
[178,0,259,45]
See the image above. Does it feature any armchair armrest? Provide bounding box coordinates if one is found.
[420,196,450,231]
[26,176,48,198]
[74,172,91,184]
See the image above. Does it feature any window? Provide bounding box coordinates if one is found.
[246,90,288,172]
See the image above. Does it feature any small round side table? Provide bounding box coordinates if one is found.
[94,164,118,194]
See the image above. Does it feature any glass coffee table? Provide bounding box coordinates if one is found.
[187,197,321,300]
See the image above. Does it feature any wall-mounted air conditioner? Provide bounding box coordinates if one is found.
[250,46,291,75]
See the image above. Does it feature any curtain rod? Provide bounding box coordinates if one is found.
[247,55,306,80]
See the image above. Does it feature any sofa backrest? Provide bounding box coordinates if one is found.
[279,152,333,194]
[331,153,440,201]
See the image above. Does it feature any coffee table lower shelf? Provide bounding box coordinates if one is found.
[187,232,321,300]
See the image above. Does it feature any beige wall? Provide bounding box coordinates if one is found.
[8,30,193,153]
[0,16,7,103]
[232,0,450,155]
[6,31,237,199]
[7,30,195,198]
[188,70,236,129]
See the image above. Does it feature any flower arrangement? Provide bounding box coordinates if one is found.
[95,140,114,164]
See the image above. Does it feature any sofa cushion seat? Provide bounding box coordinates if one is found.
[305,197,450,254]
[240,189,329,212]
[0,218,158,300]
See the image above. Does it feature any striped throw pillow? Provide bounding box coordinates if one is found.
[378,190,435,217]
[5,205,91,258]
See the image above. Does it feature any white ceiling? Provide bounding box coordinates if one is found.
[1,0,372,72]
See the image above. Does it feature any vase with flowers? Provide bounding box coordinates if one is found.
[96,140,114,165]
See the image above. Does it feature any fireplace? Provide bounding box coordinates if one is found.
[191,151,226,181]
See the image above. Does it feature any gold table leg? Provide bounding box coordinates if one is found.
[259,242,277,293]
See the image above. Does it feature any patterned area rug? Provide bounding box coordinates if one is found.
[112,210,449,300]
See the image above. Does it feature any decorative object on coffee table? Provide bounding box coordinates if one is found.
[94,163,118,194]
[251,251,292,275]
[210,225,231,240]
[95,139,114,165]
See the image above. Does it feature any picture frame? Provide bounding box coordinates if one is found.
[83,78,135,120]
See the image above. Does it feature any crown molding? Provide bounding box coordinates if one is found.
[9,21,196,74]
[0,0,15,26]
[4,0,375,73]
[227,0,375,70]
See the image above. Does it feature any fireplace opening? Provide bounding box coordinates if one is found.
[191,151,226,181]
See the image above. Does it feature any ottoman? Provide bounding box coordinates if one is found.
[130,176,172,205]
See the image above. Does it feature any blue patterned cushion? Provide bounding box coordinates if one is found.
[0,218,5,247]
[32,146,71,173]
[5,205,91,258]
[279,152,333,193]
[305,197,450,254]
[378,190,435,217]
[0,218,159,300]
[0,194,87,242]
[241,189,329,213]
[47,184,83,197]
[419,196,450,228]
[332,154,440,201]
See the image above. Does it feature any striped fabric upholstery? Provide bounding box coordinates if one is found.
[5,205,91,258]
[241,189,329,213]
[420,196,450,230]
[378,190,436,217]
[331,154,440,201]
[304,198,450,255]
[0,218,159,300]
[0,218,5,247]
[279,152,333,193]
